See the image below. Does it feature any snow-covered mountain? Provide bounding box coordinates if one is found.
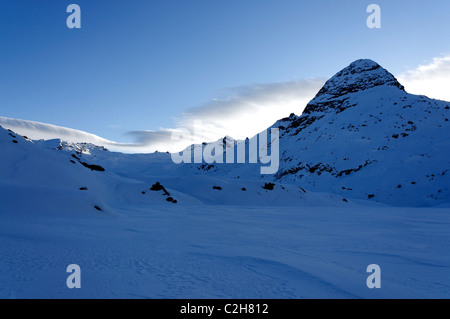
[2,59,449,207]
[197,59,450,207]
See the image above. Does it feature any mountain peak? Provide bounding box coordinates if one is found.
[313,59,404,101]
[302,59,405,115]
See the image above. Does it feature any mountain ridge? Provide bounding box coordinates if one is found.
[2,59,450,207]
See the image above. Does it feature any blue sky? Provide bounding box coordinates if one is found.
[1,0,450,149]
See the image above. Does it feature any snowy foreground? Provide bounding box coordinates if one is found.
[0,203,449,299]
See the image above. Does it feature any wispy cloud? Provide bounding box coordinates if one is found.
[129,79,326,152]
[397,55,450,102]
[0,79,324,153]
[0,116,148,153]
[0,116,114,146]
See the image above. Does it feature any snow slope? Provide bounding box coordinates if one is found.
[0,125,351,211]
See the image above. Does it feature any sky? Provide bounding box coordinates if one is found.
[1,0,450,152]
